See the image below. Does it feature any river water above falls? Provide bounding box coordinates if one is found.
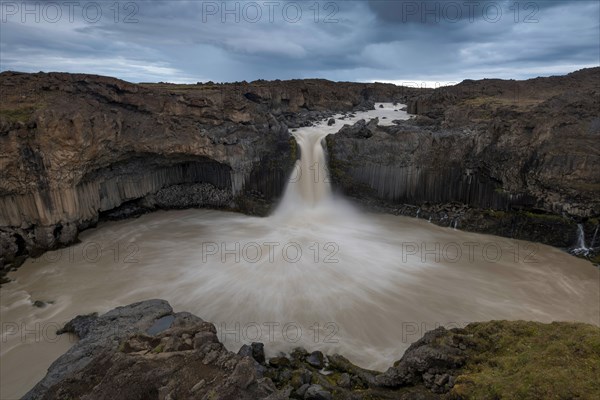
[1,104,599,399]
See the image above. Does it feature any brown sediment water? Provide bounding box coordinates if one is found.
[1,104,598,399]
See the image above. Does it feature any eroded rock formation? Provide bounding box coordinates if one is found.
[0,72,414,272]
[1,69,599,272]
[25,300,600,400]
[327,68,600,248]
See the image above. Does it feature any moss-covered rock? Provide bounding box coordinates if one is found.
[450,321,600,400]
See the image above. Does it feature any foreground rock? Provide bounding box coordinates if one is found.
[26,300,600,400]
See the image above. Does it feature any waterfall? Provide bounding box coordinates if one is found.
[571,224,590,256]
[576,224,587,250]
[591,225,599,249]
[274,105,405,217]
[282,129,332,208]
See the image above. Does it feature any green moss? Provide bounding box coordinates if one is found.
[451,321,600,400]
[0,107,35,123]
[588,253,600,265]
[117,341,127,352]
[289,136,298,161]
[484,209,507,218]
[322,371,341,387]
[151,344,164,353]
[522,211,569,222]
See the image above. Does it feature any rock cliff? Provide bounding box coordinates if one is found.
[326,68,600,249]
[0,72,414,273]
[1,69,599,273]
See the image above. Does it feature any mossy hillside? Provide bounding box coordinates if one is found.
[450,321,600,400]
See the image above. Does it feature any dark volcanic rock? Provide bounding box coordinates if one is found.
[0,72,417,273]
[327,67,600,247]
[25,300,443,400]
[304,384,332,400]
[25,300,282,400]
[375,327,466,390]
[306,351,325,369]
[24,299,174,400]
[24,300,600,400]
[56,313,98,337]
[238,342,266,364]
[1,69,599,269]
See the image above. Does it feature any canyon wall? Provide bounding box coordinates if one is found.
[1,69,598,271]
[0,71,414,271]
[327,68,600,247]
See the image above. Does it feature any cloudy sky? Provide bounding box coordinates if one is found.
[0,0,598,84]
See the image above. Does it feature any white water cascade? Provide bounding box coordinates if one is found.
[576,224,588,250]
[275,129,332,212]
[572,223,592,256]
[1,104,599,400]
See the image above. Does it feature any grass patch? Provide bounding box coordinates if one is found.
[522,211,569,222]
[151,344,164,354]
[451,321,600,400]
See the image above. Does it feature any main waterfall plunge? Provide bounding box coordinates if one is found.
[1,105,599,399]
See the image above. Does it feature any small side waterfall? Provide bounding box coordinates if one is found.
[591,225,599,249]
[576,224,587,249]
[572,224,590,256]
[452,219,459,230]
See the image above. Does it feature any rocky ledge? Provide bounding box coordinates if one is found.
[25,300,600,400]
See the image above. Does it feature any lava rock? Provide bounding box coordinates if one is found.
[306,351,325,368]
[337,373,351,388]
[251,342,266,364]
[304,384,332,400]
[269,356,291,368]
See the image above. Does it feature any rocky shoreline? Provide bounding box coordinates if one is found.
[24,300,600,400]
[1,68,599,280]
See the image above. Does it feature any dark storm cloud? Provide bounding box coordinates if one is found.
[366,0,575,24]
[0,0,598,83]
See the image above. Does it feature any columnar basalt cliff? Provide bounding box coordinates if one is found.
[0,72,415,273]
[326,68,600,249]
[1,70,599,271]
